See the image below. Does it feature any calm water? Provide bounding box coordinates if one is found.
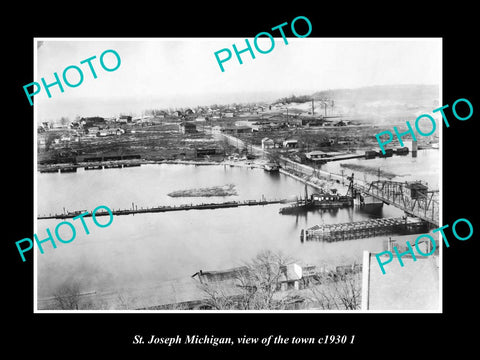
[36,150,439,301]
[322,148,440,189]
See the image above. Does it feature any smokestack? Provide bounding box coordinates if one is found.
[411,140,418,158]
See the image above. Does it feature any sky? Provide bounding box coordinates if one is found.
[34,38,442,122]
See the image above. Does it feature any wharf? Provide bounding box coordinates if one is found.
[302,216,428,242]
[38,198,288,220]
[323,153,365,162]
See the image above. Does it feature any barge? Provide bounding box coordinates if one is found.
[279,174,355,214]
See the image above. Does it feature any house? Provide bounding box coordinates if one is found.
[261,137,274,149]
[119,115,132,123]
[283,139,298,148]
[195,116,206,122]
[37,137,46,149]
[223,112,234,118]
[211,125,222,134]
[179,122,196,134]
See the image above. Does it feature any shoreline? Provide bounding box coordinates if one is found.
[37,158,267,172]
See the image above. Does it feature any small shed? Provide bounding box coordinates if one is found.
[278,263,303,291]
[283,139,298,148]
[261,137,274,149]
[179,122,196,134]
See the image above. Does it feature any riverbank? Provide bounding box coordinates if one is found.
[37,157,268,173]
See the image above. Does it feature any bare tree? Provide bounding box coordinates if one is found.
[241,250,292,309]
[198,282,237,310]
[309,271,361,310]
[53,281,81,310]
[198,250,295,310]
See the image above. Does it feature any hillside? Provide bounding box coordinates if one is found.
[273,84,440,123]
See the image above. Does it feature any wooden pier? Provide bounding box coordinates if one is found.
[302,217,428,242]
[38,198,288,220]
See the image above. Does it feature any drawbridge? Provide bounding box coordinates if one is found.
[352,179,439,227]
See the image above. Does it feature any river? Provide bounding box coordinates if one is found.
[36,149,439,307]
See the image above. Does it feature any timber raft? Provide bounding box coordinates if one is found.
[302,216,429,242]
[38,199,288,220]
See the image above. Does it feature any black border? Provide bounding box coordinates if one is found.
[6,6,479,356]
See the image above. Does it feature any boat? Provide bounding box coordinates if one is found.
[39,168,58,173]
[60,167,77,173]
[104,163,123,169]
[264,163,280,172]
[279,175,355,214]
[84,165,103,170]
[67,210,87,216]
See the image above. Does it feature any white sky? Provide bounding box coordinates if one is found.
[35,38,442,121]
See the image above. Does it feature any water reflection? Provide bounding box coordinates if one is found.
[36,156,437,302]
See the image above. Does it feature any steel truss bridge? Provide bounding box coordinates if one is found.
[352,179,439,227]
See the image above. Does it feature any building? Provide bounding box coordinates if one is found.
[37,137,46,150]
[261,137,274,149]
[98,128,124,137]
[278,263,303,291]
[195,148,217,158]
[86,127,100,136]
[305,150,344,160]
[283,139,298,148]
[365,150,378,159]
[362,250,439,310]
[179,122,196,134]
[117,115,132,123]
[221,126,252,135]
[306,150,329,160]
[211,125,222,134]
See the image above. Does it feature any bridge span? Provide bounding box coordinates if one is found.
[279,157,439,227]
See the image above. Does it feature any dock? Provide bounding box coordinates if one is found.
[38,198,288,220]
[302,217,428,242]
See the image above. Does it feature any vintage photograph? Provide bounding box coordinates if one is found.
[34,38,442,311]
